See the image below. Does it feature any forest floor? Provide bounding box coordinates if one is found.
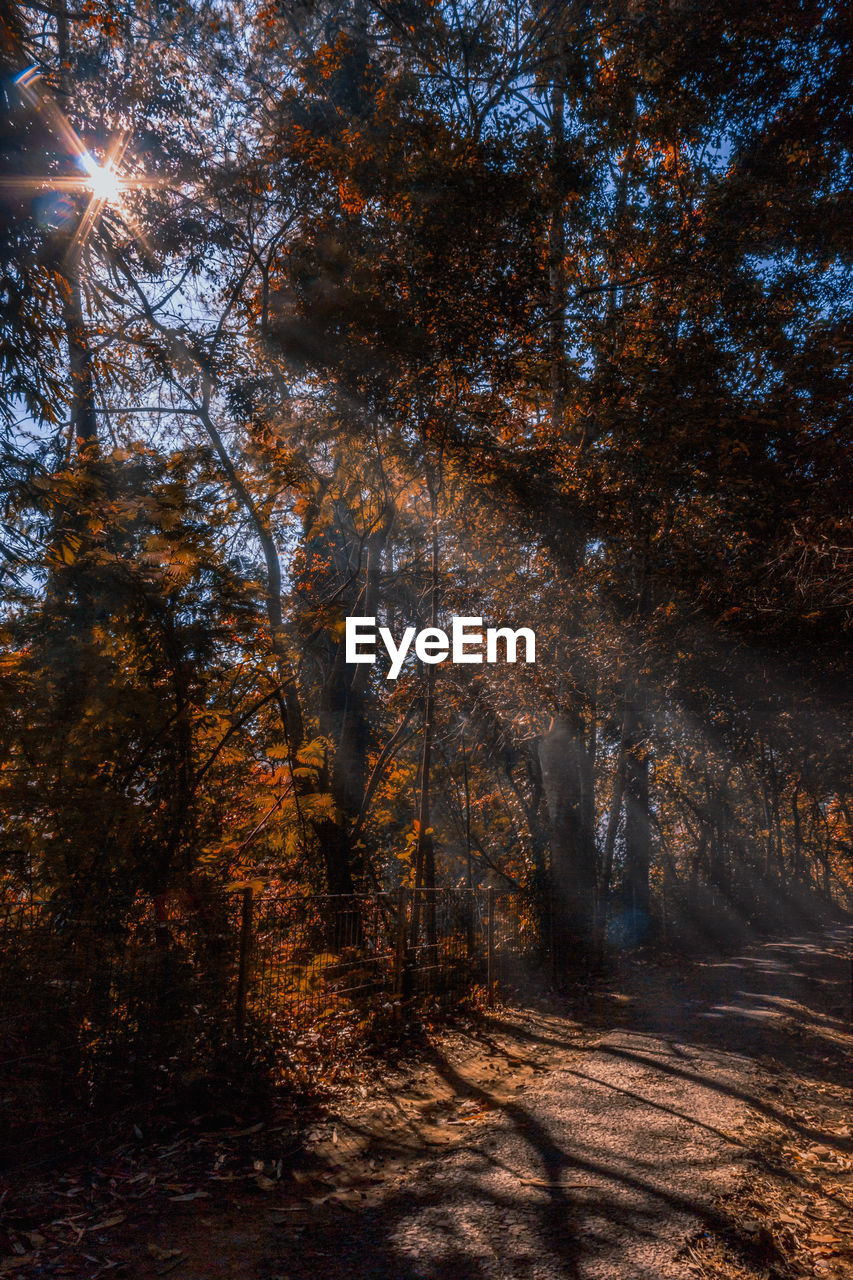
[2,926,850,1280]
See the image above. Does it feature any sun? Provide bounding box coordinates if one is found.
[81,151,121,204]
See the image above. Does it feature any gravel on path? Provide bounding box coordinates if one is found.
[245,927,850,1280]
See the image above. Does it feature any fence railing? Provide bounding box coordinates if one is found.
[0,886,543,1166]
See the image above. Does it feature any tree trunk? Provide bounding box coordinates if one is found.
[61,266,98,452]
[54,0,98,455]
[539,714,597,968]
[541,49,596,969]
[328,507,394,836]
[411,477,439,950]
[791,783,803,885]
[315,504,396,932]
[600,696,631,921]
[768,748,786,892]
[707,778,730,900]
[548,66,566,437]
[623,699,651,941]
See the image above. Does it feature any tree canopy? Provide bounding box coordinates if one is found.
[1,0,850,957]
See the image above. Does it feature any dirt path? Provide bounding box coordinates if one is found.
[3,928,851,1279]
[236,928,847,1280]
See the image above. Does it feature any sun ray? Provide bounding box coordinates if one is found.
[15,65,90,167]
[7,68,165,261]
[80,153,120,204]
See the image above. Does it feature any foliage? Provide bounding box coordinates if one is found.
[0,0,849,953]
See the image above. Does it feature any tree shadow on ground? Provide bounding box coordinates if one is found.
[253,928,850,1280]
[254,1080,757,1280]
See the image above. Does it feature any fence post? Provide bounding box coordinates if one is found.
[466,887,475,961]
[393,886,408,1010]
[487,887,495,1007]
[235,886,254,1041]
[661,875,668,949]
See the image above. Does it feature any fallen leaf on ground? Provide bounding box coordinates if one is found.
[90,1214,126,1231]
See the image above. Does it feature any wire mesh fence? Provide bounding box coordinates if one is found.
[0,886,544,1166]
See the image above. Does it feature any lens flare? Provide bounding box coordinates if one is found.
[2,72,165,261]
[81,152,120,204]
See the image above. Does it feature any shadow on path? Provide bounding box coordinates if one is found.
[252,927,851,1280]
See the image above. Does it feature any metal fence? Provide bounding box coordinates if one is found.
[0,887,542,1166]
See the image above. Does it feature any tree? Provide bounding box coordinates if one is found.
[1,0,849,963]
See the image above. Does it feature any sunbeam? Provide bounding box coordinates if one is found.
[4,68,162,260]
[80,152,121,205]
